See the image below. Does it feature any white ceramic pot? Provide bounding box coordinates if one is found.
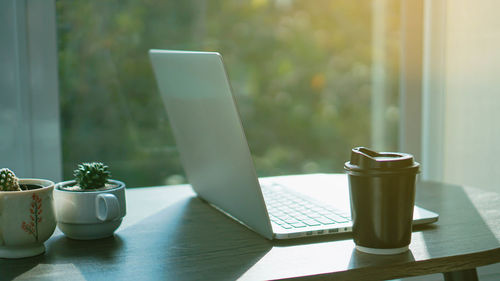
[54,180,126,240]
[0,179,57,258]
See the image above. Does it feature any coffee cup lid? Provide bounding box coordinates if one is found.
[344,147,419,175]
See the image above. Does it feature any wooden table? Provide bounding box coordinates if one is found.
[1,174,500,281]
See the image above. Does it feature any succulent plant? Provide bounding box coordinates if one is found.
[0,168,21,191]
[74,162,111,190]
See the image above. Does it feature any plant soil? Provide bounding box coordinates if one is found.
[20,184,43,191]
[59,182,119,192]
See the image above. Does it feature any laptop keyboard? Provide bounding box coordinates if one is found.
[261,184,351,230]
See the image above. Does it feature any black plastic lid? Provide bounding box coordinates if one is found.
[344,147,419,175]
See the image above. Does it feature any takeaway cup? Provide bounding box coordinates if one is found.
[344,147,420,255]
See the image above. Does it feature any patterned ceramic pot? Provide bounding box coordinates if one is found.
[0,179,56,258]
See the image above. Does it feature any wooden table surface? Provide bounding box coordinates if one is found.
[1,174,500,281]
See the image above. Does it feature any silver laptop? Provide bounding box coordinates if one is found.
[149,49,439,240]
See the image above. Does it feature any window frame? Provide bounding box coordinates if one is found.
[421,0,446,182]
[399,0,424,164]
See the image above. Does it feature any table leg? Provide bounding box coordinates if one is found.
[443,268,479,281]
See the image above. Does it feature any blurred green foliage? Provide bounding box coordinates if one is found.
[56,0,400,187]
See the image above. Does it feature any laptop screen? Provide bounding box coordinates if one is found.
[149,50,274,239]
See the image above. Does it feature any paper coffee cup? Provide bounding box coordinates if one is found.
[344,147,419,255]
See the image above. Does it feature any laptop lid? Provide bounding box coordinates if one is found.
[149,49,274,239]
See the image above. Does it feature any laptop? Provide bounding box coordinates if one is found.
[149,49,439,240]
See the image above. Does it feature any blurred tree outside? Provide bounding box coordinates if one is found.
[56,0,401,187]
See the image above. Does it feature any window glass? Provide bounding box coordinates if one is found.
[56,0,401,187]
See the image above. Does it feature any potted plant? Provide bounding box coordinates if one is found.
[54,162,126,240]
[0,168,57,258]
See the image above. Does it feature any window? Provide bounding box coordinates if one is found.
[55,0,402,187]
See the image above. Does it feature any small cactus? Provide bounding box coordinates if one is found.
[0,168,21,191]
[74,162,111,190]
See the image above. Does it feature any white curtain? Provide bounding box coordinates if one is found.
[423,0,500,193]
